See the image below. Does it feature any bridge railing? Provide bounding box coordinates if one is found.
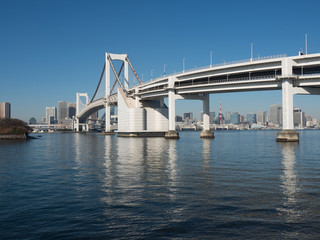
[135,54,286,88]
[174,75,277,88]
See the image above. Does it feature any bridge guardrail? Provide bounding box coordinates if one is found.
[132,54,286,88]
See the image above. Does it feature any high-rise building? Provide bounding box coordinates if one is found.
[257,111,268,124]
[209,111,215,124]
[270,104,282,125]
[225,111,231,124]
[46,107,57,124]
[247,113,256,124]
[58,101,68,124]
[184,112,193,122]
[293,108,305,127]
[68,102,76,119]
[176,115,183,122]
[0,102,11,118]
[230,112,240,125]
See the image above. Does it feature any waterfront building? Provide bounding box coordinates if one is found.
[209,111,215,124]
[68,102,76,118]
[225,111,231,124]
[58,101,68,124]
[247,113,257,124]
[257,111,268,124]
[29,117,37,125]
[176,115,183,122]
[0,102,11,118]
[184,112,193,122]
[231,112,240,125]
[293,108,306,127]
[269,104,282,125]
[240,115,246,123]
[313,118,319,127]
[46,107,57,124]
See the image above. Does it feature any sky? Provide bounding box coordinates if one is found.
[1,0,320,122]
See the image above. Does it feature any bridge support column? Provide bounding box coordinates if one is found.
[104,53,115,135]
[277,77,299,142]
[200,94,214,139]
[165,77,179,139]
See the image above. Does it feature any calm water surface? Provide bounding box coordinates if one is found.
[0,130,320,239]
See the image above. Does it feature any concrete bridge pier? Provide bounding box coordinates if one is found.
[165,77,179,139]
[200,94,214,139]
[277,59,299,142]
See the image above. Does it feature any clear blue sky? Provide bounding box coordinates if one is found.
[1,0,320,122]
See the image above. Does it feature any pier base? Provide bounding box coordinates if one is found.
[165,130,180,139]
[200,130,215,139]
[99,131,115,136]
[276,129,299,142]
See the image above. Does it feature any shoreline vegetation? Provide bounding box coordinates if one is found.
[0,118,32,140]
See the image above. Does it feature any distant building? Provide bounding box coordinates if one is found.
[0,102,11,118]
[46,107,57,124]
[68,102,76,118]
[184,112,193,122]
[257,111,268,124]
[231,112,240,125]
[58,101,68,124]
[247,113,257,124]
[293,108,305,127]
[29,117,37,125]
[209,111,215,124]
[176,115,183,122]
[270,104,282,125]
[225,111,231,124]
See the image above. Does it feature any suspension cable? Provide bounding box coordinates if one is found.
[90,63,106,103]
[110,62,124,94]
[126,56,142,85]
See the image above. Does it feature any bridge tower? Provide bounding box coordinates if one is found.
[75,93,89,131]
[104,53,140,134]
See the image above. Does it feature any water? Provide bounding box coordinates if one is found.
[0,130,320,239]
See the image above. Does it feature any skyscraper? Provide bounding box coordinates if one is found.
[269,104,282,125]
[209,111,215,124]
[184,112,193,122]
[68,102,76,118]
[58,101,68,124]
[293,108,306,127]
[247,113,256,124]
[46,107,57,124]
[0,102,11,119]
[225,111,231,124]
[257,111,268,124]
[230,112,240,125]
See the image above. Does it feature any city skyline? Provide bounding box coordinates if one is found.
[1,1,320,122]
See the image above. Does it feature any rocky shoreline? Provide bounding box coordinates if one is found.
[0,133,28,140]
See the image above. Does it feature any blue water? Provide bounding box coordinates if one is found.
[0,130,320,239]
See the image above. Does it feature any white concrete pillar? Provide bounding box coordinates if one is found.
[202,94,210,131]
[168,89,176,131]
[105,53,111,132]
[282,79,294,130]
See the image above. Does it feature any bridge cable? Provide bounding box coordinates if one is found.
[107,53,125,91]
[126,57,143,85]
[90,63,106,103]
[110,62,124,94]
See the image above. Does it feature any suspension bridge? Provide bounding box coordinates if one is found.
[74,51,320,141]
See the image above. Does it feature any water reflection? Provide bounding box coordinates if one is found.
[278,142,301,223]
[202,139,211,169]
